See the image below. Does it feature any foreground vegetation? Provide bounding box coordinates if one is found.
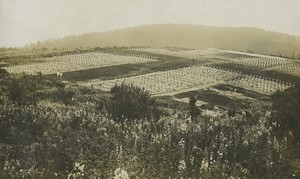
[0,70,299,178]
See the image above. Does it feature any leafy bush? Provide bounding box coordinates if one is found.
[270,83,300,147]
[108,82,159,123]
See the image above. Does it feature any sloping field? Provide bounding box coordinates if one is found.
[2,47,297,97]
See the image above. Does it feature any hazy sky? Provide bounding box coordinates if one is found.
[1,0,299,47]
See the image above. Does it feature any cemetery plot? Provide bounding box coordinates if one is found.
[227,75,293,95]
[131,47,224,59]
[229,57,294,69]
[266,63,300,77]
[85,65,240,95]
[3,52,157,75]
[228,56,300,77]
[84,63,294,96]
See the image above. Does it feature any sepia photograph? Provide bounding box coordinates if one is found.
[0,0,300,178]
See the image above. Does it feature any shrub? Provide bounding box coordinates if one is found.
[108,82,159,123]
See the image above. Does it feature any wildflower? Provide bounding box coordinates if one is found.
[218,151,223,157]
[78,164,84,172]
[178,160,186,173]
[179,138,185,146]
[114,168,129,179]
[201,159,208,170]
[186,117,192,124]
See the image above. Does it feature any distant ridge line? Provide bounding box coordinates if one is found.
[29,24,300,58]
